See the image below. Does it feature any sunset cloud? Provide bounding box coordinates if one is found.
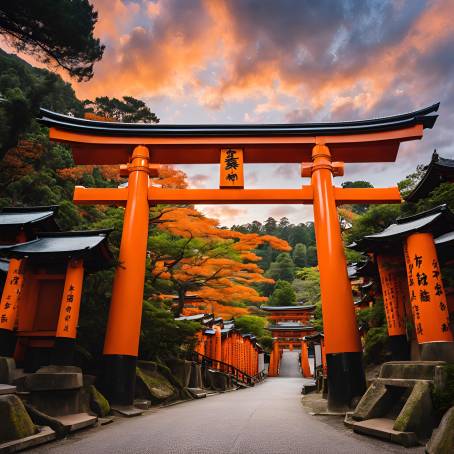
[2,0,453,226]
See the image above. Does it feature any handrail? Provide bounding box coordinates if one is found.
[188,351,265,386]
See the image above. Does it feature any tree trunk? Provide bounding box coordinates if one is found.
[174,288,186,317]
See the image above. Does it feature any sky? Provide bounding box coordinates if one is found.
[4,0,454,226]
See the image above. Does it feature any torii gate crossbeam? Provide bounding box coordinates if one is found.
[38,103,439,411]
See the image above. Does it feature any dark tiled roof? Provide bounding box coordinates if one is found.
[39,104,439,138]
[1,230,114,272]
[406,151,454,202]
[355,205,454,251]
[0,206,59,240]
[260,305,315,311]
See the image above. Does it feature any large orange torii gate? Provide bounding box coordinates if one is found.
[39,103,438,410]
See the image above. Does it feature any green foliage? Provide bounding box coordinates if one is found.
[341,180,374,214]
[0,49,83,158]
[267,252,295,282]
[234,315,266,337]
[363,326,389,364]
[140,301,199,361]
[84,96,159,123]
[432,364,454,418]
[293,267,320,304]
[0,1,104,81]
[292,243,307,267]
[345,204,402,245]
[257,335,273,352]
[269,280,296,306]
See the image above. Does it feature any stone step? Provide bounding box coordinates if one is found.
[0,384,16,395]
[187,388,207,399]
[111,405,143,417]
[0,425,56,453]
[54,413,97,432]
[134,399,151,410]
[350,417,418,447]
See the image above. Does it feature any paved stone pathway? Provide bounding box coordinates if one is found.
[31,351,424,454]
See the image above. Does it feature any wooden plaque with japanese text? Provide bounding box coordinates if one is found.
[220,148,244,188]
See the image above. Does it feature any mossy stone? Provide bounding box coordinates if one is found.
[427,406,454,454]
[135,367,176,404]
[0,394,37,443]
[89,385,110,417]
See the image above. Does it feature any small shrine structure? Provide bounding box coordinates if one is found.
[354,204,454,361]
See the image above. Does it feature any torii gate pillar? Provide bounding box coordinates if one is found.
[101,145,151,405]
[310,144,366,411]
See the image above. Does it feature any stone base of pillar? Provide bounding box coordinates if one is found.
[421,341,454,362]
[100,354,137,406]
[51,337,76,366]
[326,352,366,412]
[0,328,16,357]
[388,335,410,361]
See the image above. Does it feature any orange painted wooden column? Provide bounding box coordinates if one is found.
[308,144,365,410]
[377,254,410,360]
[0,230,27,357]
[53,258,84,365]
[268,340,279,376]
[0,258,25,356]
[301,341,312,378]
[102,145,151,405]
[214,325,222,368]
[404,233,453,359]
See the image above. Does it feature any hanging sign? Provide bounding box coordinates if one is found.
[220,148,244,188]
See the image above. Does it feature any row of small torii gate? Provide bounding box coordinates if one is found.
[0,103,446,411]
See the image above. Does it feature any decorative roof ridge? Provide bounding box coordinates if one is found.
[0,205,59,214]
[37,228,113,238]
[395,204,448,224]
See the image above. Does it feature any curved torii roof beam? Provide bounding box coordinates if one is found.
[38,104,439,165]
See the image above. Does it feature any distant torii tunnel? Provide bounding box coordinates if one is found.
[39,103,439,411]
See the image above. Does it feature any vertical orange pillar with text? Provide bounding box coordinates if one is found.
[0,258,25,356]
[404,233,453,359]
[377,254,409,360]
[53,258,84,365]
[308,144,365,410]
[102,145,151,405]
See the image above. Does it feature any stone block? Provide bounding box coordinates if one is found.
[379,361,445,381]
[0,357,16,385]
[165,358,192,388]
[0,394,36,443]
[426,406,454,454]
[135,367,176,404]
[25,366,83,391]
[352,382,390,421]
[188,362,203,389]
[393,381,434,438]
[421,342,454,362]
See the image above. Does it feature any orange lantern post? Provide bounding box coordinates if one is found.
[306,144,365,410]
[53,258,84,365]
[377,254,410,360]
[102,146,152,405]
[404,232,453,359]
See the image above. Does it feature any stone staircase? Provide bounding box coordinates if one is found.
[345,361,447,447]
